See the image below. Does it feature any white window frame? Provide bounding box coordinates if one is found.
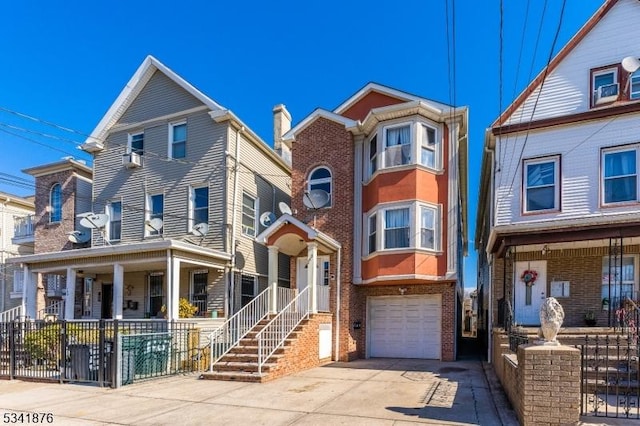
[382,123,412,168]
[128,132,144,155]
[106,200,122,242]
[601,255,637,306]
[169,121,187,159]
[366,201,441,254]
[631,69,640,100]
[591,67,619,106]
[11,269,24,298]
[523,156,560,213]
[367,213,377,255]
[307,166,333,208]
[49,183,62,223]
[145,193,164,237]
[188,185,209,231]
[601,146,639,205]
[420,124,439,169]
[368,134,378,177]
[241,192,258,237]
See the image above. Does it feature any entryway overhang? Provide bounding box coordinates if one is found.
[256,214,341,256]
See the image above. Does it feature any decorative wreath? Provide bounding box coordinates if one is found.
[521,269,538,287]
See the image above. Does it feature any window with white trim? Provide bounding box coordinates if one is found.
[631,69,640,100]
[242,192,258,237]
[384,207,410,249]
[307,167,332,207]
[49,183,62,223]
[146,193,164,236]
[107,201,122,241]
[602,147,638,204]
[591,67,619,107]
[368,213,377,254]
[368,135,378,176]
[601,255,636,306]
[523,156,560,213]
[169,122,187,159]
[189,186,209,228]
[420,206,436,249]
[420,125,437,168]
[384,124,411,167]
[129,132,144,155]
[12,269,24,294]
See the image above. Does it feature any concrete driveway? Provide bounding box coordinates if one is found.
[0,359,517,425]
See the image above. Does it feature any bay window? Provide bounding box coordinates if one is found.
[420,206,436,249]
[384,125,411,167]
[602,147,637,204]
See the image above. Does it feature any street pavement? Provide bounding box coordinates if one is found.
[1,359,518,425]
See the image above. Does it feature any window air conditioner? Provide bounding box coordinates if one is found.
[123,151,142,168]
[594,83,619,105]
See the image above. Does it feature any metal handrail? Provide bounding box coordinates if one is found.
[256,287,310,374]
[208,287,271,371]
[0,305,24,323]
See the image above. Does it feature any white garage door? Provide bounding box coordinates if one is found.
[368,295,441,359]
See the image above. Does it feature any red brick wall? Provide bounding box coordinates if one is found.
[34,171,78,254]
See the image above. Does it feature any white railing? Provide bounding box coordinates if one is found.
[189,297,207,317]
[208,287,271,371]
[37,300,64,320]
[317,286,330,312]
[0,305,24,323]
[277,287,296,311]
[13,215,34,238]
[256,287,310,374]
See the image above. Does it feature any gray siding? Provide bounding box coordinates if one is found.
[118,71,204,126]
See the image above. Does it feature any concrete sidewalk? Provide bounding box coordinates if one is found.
[0,359,518,425]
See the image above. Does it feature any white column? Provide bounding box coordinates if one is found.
[65,268,76,320]
[268,245,279,314]
[307,242,318,314]
[21,266,31,318]
[113,263,124,319]
[168,255,180,320]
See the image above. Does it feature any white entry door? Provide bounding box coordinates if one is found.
[296,256,329,308]
[514,260,547,325]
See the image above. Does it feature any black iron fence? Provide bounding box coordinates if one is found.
[578,335,640,419]
[0,319,199,387]
[507,327,529,352]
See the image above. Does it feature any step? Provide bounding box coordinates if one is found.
[200,370,267,383]
[217,353,284,364]
[229,345,288,356]
[212,361,275,373]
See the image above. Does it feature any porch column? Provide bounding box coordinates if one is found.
[64,268,76,320]
[22,266,37,319]
[167,253,180,320]
[113,263,124,319]
[307,242,318,314]
[268,245,279,314]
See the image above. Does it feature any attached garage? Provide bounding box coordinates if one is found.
[367,295,442,359]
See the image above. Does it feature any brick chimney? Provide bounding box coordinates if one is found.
[273,104,292,165]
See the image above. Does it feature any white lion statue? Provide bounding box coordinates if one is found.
[539,297,565,345]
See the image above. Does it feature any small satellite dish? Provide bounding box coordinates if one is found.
[622,56,640,73]
[303,189,330,209]
[260,211,277,227]
[78,212,108,229]
[192,222,209,237]
[67,230,90,244]
[278,202,292,215]
[145,218,164,232]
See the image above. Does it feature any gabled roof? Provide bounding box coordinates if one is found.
[23,157,92,179]
[256,213,341,256]
[282,109,359,142]
[83,55,225,147]
[493,0,620,128]
[334,82,451,115]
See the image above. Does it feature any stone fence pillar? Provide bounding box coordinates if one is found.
[517,344,581,425]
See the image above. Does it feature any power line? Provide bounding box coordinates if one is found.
[0,127,82,158]
[0,105,97,141]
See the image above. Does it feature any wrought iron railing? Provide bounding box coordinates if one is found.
[256,287,310,374]
[508,327,529,352]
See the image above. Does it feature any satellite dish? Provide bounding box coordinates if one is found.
[303,189,330,209]
[260,211,277,227]
[622,56,640,73]
[145,218,164,232]
[67,230,90,244]
[78,212,108,229]
[278,202,292,215]
[192,222,209,237]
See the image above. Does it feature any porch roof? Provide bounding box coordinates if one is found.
[255,214,341,256]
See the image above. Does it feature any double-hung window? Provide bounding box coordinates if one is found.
[602,148,637,204]
[420,125,438,168]
[523,157,559,213]
[420,206,436,249]
[369,135,378,176]
[170,122,187,159]
[242,192,257,237]
[50,183,62,223]
[384,125,411,167]
[129,132,144,155]
[591,67,619,106]
[190,186,209,228]
[368,214,377,254]
[146,194,164,236]
[108,201,122,241]
[384,208,410,249]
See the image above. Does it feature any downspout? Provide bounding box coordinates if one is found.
[228,125,244,315]
[335,246,341,361]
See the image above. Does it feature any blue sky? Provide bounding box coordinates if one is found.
[0,0,604,290]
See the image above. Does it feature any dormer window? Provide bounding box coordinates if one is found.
[591,67,619,107]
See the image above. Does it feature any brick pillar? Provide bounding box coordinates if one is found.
[518,344,581,425]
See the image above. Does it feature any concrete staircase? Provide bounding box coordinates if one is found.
[200,317,310,383]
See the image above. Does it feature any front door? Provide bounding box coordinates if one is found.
[101,283,113,319]
[514,260,547,325]
[296,256,329,311]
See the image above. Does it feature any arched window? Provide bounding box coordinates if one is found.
[307,167,332,208]
[50,183,62,223]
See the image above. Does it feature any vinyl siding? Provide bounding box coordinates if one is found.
[494,114,640,227]
[504,0,640,125]
[118,71,204,126]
